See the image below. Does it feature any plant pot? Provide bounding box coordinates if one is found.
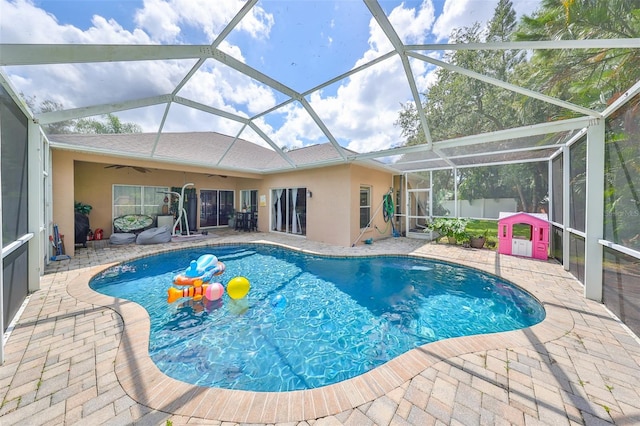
[470,236,486,249]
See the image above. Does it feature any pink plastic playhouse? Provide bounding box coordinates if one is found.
[498,212,549,260]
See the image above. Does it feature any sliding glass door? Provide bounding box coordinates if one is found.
[200,189,234,227]
[271,187,306,235]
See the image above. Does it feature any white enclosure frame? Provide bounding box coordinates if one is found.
[1,1,640,360]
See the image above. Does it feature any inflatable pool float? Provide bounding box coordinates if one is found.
[173,254,225,286]
[167,282,225,303]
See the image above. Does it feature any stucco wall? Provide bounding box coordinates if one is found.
[54,151,261,255]
[53,149,396,252]
[51,151,75,255]
[261,165,352,246]
[73,161,235,236]
[257,165,394,246]
[349,165,395,246]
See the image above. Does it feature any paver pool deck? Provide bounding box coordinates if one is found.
[1,230,639,425]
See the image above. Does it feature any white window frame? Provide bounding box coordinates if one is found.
[240,189,258,212]
[360,186,371,229]
[112,184,169,219]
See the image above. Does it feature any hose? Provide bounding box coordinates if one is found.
[352,189,395,246]
[376,193,395,234]
[382,193,394,223]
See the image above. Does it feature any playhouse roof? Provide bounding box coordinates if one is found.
[498,211,549,223]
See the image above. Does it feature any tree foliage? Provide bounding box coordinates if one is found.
[75,114,142,134]
[24,95,142,134]
[603,97,640,247]
[396,0,640,215]
[23,95,76,134]
[515,0,640,112]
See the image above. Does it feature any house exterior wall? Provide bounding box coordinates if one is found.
[51,150,76,256]
[53,150,261,255]
[260,165,352,246]
[349,165,394,246]
[53,149,395,253]
[257,164,394,246]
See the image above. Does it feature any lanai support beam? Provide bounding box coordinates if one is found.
[28,122,43,292]
[562,144,570,271]
[583,119,605,301]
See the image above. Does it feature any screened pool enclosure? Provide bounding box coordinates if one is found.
[1,0,639,361]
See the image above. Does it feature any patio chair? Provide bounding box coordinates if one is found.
[113,214,154,234]
[249,211,258,231]
[234,211,246,231]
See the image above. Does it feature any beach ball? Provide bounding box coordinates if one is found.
[271,294,287,310]
[227,276,250,299]
[205,282,224,301]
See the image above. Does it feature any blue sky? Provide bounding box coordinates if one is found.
[1,0,540,153]
[33,0,143,29]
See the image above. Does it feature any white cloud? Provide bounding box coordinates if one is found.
[0,0,152,43]
[391,0,436,44]
[0,0,274,132]
[134,0,273,42]
[179,60,277,116]
[362,0,435,54]
[512,0,541,18]
[0,0,543,153]
[276,1,436,153]
[432,0,494,41]
[433,0,541,42]
[134,0,180,42]
[269,102,321,149]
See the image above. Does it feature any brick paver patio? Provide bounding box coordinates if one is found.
[1,230,639,425]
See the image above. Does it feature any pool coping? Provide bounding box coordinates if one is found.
[67,241,573,423]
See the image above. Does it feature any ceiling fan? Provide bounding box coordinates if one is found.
[104,164,152,173]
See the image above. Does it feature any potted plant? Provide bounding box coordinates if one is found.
[469,228,488,249]
[425,218,468,244]
[74,201,92,215]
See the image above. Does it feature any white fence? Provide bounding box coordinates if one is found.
[440,198,517,219]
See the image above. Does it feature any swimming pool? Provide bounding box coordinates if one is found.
[90,244,545,392]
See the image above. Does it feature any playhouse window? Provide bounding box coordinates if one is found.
[513,223,532,240]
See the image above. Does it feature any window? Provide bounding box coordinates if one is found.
[360,186,371,228]
[240,189,258,212]
[113,185,168,218]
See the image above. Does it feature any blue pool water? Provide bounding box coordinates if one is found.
[90,244,545,392]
